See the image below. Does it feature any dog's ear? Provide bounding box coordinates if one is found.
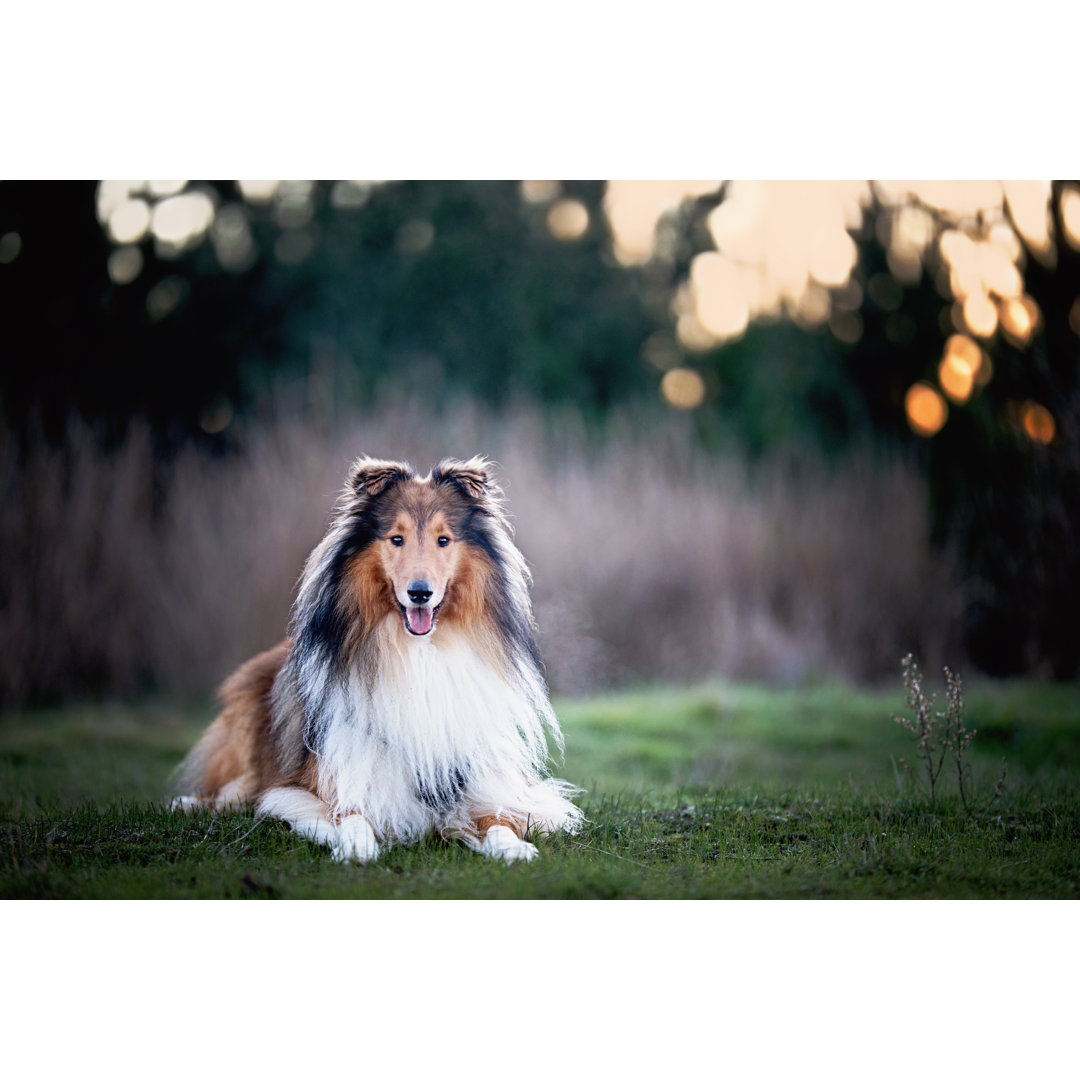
[348,457,414,497]
[431,456,493,500]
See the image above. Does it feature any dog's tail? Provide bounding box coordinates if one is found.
[168,639,290,804]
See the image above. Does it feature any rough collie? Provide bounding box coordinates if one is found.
[172,455,582,863]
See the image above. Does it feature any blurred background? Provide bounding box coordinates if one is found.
[1,179,1077,709]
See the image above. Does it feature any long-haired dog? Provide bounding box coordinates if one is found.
[172,455,582,863]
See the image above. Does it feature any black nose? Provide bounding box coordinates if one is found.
[407,581,433,605]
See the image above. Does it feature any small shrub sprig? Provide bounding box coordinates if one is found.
[892,654,1007,813]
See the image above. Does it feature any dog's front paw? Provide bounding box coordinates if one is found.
[331,815,380,863]
[480,824,538,863]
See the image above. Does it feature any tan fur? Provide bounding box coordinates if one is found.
[440,542,491,629]
[473,813,526,839]
[343,546,395,650]
[285,749,322,794]
[177,639,291,805]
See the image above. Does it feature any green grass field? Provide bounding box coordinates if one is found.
[2,678,1079,899]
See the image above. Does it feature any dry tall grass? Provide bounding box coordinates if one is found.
[0,404,964,707]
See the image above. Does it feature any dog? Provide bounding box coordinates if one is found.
[172,455,582,863]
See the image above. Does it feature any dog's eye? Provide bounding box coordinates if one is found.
[437,536,451,547]
[390,535,404,547]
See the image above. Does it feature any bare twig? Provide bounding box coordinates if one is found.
[891,654,1007,814]
[892,654,946,803]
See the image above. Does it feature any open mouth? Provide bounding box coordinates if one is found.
[399,601,440,636]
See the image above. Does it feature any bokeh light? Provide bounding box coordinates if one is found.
[675,310,719,353]
[546,198,589,241]
[940,228,1022,301]
[655,181,873,351]
[877,184,1052,354]
[198,397,234,435]
[809,229,858,289]
[1021,401,1055,444]
[395,219,435,256]
[938,334,983,404]
[145,276,188,321]
[641,331,680,371]
[905,382,948,437]
[1002,180,1053,259]
[707,181,870,329]
[96,181,144,225]
[660,366,706,409]
[108,199,151,244]
[210,204,257,273]
[690,252,750,341]
[1061,185,1080,251]
[521,180,562,204]
[828,310,863,344]
[999,295,1040,346]
[961,290,999,338]
[151,191,216,256]
[877,180,1005,217]
[275,181,315,229]
[146,180,187,198]
[237,180,281,204]
[878,181,1050,274]
[330,181,375,210]
[794,284,831,328]
[604,181,721,265]
[886,203,935,284]
[107,245,143,285]
[1069,297,1080,338]
[0,232,22,264]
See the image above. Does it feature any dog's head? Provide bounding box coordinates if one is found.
[347,455,496,638]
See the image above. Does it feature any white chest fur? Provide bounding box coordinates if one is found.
[314,621,561,841]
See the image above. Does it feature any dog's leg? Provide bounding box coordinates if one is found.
[474,814,538,863]
[256,786,340,849]
[481,825,538,862]
[170,795,207,813]
[256,788,380,862]
[331,813,381,863]
[170,776,251,814]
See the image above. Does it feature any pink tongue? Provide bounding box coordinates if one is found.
[408,606,433,635]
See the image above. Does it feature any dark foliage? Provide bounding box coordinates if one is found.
[0,181,657,450]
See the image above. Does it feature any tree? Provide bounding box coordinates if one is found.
[0,180,658,449]
[664,181,1080,677]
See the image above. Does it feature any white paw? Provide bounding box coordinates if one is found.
[331,815,380,863]
[480,825,538,863]
[169,795,204,813]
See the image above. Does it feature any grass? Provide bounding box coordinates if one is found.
[2,679,1079,899]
